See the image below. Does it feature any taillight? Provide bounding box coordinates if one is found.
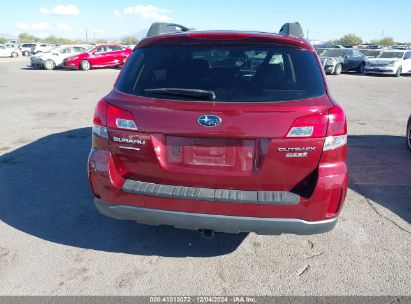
[92,99,108,139]
[287,112,328,138]
[323,105,347,151]
[286,106,347,151]
[107,104,138,130]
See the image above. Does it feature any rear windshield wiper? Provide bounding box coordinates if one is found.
[144,88,216,101]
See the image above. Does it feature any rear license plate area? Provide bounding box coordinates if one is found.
[166,136,255,172]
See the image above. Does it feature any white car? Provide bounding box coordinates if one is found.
[31,43,54,54]
[0,46,21,57]
[365,50,411,77]
[19,43,37,56]
[30,45,89,70]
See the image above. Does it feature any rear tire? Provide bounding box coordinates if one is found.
[358,62,365,73]
[23,51,29,56]
[333,64,342,75]
[44,60,56,70]
[407,117,411,152]
[395,66,402,77]
[11,52,18,58]
[80,60,91,71]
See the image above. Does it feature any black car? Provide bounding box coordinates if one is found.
[319,49,368,75]
[407,116,411,151]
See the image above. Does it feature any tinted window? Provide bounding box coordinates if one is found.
[95,46,108,53]
[353,50,363,57]
[109,46,123,51]
[377,52,404,59]
[321,49,348,57]
[360,50,381,57]
[117,44,326,103]
[73,47,86,52]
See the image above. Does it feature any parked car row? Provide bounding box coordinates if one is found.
[30,44,132,70]
[30,45,90,70]
[0,42,56,57]
[317,48,411,77]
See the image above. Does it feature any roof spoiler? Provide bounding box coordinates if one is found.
[279,22,304,38]
[146,22,190,37]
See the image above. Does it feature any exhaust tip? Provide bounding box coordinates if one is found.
[200,229,215,239]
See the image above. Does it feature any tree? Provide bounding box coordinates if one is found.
[324,39,340,46]
[18,32,39,43]
[0,37,7,44]
[120,36,139,45]
[370,37,395,46]
[338,34,363,46]
[379,37,395,46]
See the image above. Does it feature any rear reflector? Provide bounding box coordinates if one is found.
[116,118,137,130]
[287,126,314,137]
[107,104,138,130]
[327,188,342,216]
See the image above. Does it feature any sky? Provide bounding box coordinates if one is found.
[1,0,410,42]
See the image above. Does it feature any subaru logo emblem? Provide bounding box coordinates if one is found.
[197,115,222,127]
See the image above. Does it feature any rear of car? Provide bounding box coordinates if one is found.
[31,43,54,54]
[19,43,37,56]
[88,31,348,235]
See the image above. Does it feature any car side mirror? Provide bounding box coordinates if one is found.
[91,51,96,55]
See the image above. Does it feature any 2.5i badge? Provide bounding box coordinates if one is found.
[278,147,316,158]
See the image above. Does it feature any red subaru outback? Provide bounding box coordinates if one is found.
[88,23,348,235]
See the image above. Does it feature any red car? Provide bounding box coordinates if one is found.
[88,23,348,235]
[64,44,132,70]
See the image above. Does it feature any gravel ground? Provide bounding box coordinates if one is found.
[0,56,410,296]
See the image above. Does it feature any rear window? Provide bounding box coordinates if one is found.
[116,44,326,102]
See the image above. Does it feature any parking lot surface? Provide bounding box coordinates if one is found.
[0,56,410,296]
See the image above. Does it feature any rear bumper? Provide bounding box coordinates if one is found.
[89,149,347,235]
[95,199,338,235]
[364,67,396,74]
